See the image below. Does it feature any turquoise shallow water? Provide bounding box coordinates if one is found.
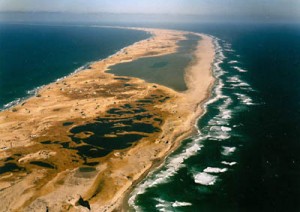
[108,34,200,91]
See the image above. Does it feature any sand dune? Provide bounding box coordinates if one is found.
[0,27,214,211]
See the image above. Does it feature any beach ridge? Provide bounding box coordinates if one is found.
[0,27,215,211]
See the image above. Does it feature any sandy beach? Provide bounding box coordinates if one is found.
[0,27,215,211]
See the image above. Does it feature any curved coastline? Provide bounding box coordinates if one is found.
[123,32,217,211]
[0,25,151,112]
[0,27,215,211]
[126,35,224,211]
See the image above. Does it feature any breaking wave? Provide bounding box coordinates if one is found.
[128,35,259,210]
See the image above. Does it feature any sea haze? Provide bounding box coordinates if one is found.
[0,23,149,109]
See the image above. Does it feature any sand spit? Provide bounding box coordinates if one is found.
[0,27,214,211]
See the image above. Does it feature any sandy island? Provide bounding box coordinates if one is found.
[0,27,215,211]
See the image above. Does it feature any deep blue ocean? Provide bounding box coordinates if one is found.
[1,23,300,211]
[128,23,300,212]
[0,24,149,109]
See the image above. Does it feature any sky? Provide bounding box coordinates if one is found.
[0,0,299,23]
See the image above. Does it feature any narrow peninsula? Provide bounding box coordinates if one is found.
[0,27,215,211]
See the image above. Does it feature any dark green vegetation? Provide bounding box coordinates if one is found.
[30,161,55,169]
[0,162,24,175]
[63,122,74,126]
[79,166,96,172]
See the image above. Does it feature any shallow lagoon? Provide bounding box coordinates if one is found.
[108,34,200,91]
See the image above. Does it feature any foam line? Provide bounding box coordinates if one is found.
[204,167,228,173]
[221,161,237,166]
[222,146,236,156]
[194,172,217,185]
[228,60,238,64]
[233,66,248,73]
[128,35,257,210]
[172,201,192,207]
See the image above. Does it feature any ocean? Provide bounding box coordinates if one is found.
[129,23,300,212]
[0,23,149,110]
[1,22,300,211]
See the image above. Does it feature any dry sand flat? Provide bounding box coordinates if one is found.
[0,27,215,211]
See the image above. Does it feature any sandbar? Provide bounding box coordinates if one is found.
[0,27,215,211]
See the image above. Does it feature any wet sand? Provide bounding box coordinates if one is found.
[0,27,214,211]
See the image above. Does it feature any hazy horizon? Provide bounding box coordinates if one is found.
[0,0,299,24]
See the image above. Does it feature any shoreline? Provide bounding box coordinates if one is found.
[122,33,216,211]
[0,27,215,211]
[0,26,152,112]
